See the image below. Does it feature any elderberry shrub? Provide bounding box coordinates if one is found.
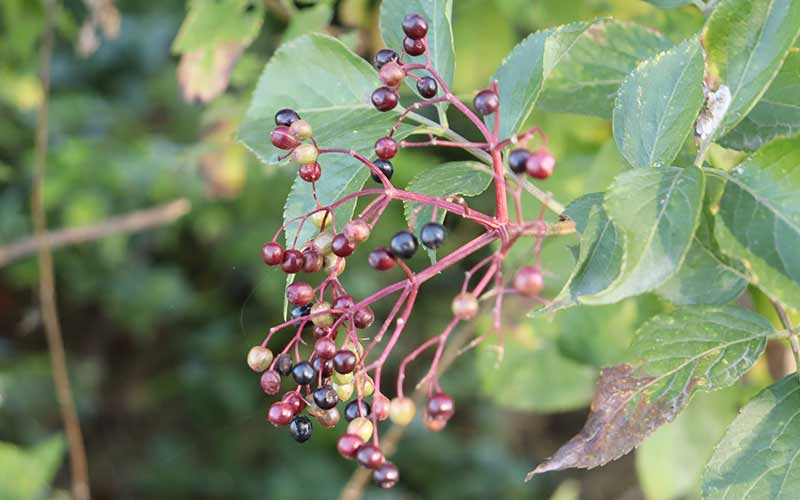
[253,12,561,490]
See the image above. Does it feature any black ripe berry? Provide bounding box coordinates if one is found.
[333,349,357,374]
[473,89,499,116]
[371,87,399,112]
[420,222,446,249]
[508,148,531,174]
[403,37,426,56]
[371,160,394,183]
[313,385,339,410]
[374,48,399,69]
[275,108,301,127]
[289,415,313,443]
[345,400,371,422]
[389,231,418,259]
[292,361,316,386]
[402,13,429,40]
[417,77,437,99]
[291,303,313,323]
[276,353,293,376]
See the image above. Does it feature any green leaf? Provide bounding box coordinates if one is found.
[720,50,800,151]
[636,388,740,500]
[282,3,334,43]
[172,0,265,53]
[537,20,672,119]
[645,0,694,7]
[702,0,800,139]
[656,198,749,305]
[530,306,774,477]
[238,35,413,246]
[476,320,596,413]
[380,0,454,107]
[402,162,492,251]
[713,136,800,309]
[613,37,705,169]
[703,375,800,499]
[0,436,65,500]
[582,167,705,305]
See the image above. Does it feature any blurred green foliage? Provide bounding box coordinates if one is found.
[0,1,765,499]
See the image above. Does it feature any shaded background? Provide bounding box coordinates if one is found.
[0,1,780,499]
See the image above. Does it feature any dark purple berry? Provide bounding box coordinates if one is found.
[375,137,398,160]
[389,230,418,259]
[473,89,499,116]
[353,307,375,329]
[331,233,356,257]
[420,222,446,249]
[312,357,335,378]
[345,400,371,422]
[276,353,293,376]
[282,391,306,414]
[313,385,339,410]
[403,37,425,56]
[371,87,399,112]
[373,462,400,489]
[508,148,531,174]
[402,13,428,39]
[368,248,396,271]
[301,249,323,273]
[333,350,357,374]
[281,249,305,274]
[426,392,455,420]
[357,444,385,469]
[314,337,337,360]
[332,294,355,312]
[292,361,316,386]
[371,160,394,183]
[417,76,437,98]
[374,48,399,69]
[275,108,301,127]
[291,304,313,324]
[289,415,313,443]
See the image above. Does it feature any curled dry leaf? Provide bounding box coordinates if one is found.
[177,43,245,103]
[77,0,121,57]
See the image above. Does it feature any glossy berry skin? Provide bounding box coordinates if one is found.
[371,160,394,183]
[292,361,316,386]
[371,87,399,112]
[298,162,321,182]
[289,416,313,443]
[292,144,319,164]
[389,231,419,259]
[313,385,339,410]
[353,307,375,329]
[368,248,396,271]
[333,350,357,374]
[389,397,416,426]
[268,402,294,426]
[357,444,385,469]
[313,325,332,339]
[372,393,391,421]
[344,220,371,244]
[291,304,313,325]
[424,413,448,432]
[402,13,429,39]
[261,242,284,266]
[427,393,455,420]
[333,294,355,312]
[375,136,398,160]
[403,37,425,56]
[379,62,405,88]
[314,337,337,360]
[473,89,499,116]
[312,357,334,378]
[275,108,300,127]
[289,119,312,141]
[420,222,446,249]
[271,126,299,150]
[514,265,544,297]
[286,282,314,306]
[344,400,371,422]
[374,48,399,69]
[417,76,438,98]
[337,434,365,459]
[373,462,400,489]
[281,249,304,274]
[508,148,531,174]
[451,292,479,320]
[283,391,307,414]
[526,150,556,179]
[301,249,323,273]
[331,233,356,257]
[247,346,273,372]
[275,353,293,376]
[260,370,281,395]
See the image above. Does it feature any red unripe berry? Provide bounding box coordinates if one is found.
[333,294,355,312]
[426,392,455,420]
[313,325,333,339]
[261,242,284,266]
[286,281,314,306]
[283,391,307,414]
[343,219,371,244]
[513,266,544,297]
[379,61,405,88]
[337,433,365,459]
[451,292,479,320]
[357,444,385,469]
[333,350,357,374]
[373,462,400,489]
[353,307,375,329]
[314,337,337,360]
[298,162,322,182]
[271,126,299,150]
[403,37,426,56]
[375,137,398,160]
[371,87,399,112]
[423,413,448,432]
[280,249,304,274]
[260,370,281,395]
[331,233,356,257]
[526,150,556,179]
[368,248,396,271]
[372,393,391,421]
[268,402,294,426]
[473,89,499,115]
[402,13,429,39]
[301,249,323,273]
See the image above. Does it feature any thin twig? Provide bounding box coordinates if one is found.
[0,199,191,268]
[32,1,91,498]
[770,298,800,381]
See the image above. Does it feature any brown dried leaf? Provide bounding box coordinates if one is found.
[77,0,121,57]
[177,43,244,103]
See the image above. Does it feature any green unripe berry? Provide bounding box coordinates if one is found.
[389,397,416,426]
[332,370,354,385]
[289,119,313,141]
[347,417,373,442]
[311,301,334,327]
[310,211,332,229]
[334,382,354,401]
[247,346,273,372]
[293,144,319,164]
